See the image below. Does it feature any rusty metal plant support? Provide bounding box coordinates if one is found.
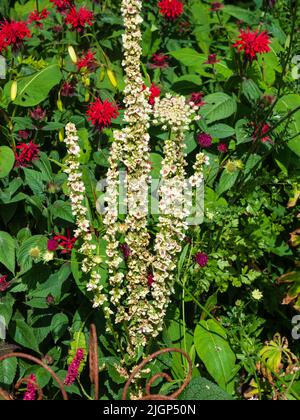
[89,323,99,401]
[0,352,69,400]
[122,348,193,401]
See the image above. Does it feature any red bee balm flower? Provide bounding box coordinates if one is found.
[0,275,10,292]
[204,53,220,65]
[253,122,272,143]
[158,0,184,19]
[233,28,271,61]
[28,9,50,27]
[54,230,76,254]
[15,141,40,167]
[50,0,72,13]
[0,20,31,51]
[65,7,94,32]
[210,2,224,12]
[64,349,84,386]
[77,50,98,72]
[150,53,169,69]
[190,92,205,107]
[86,98,119,130]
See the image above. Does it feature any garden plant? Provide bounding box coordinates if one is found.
[0,0,299,401]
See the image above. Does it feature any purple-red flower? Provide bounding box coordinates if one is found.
[0,275,10,292]
[195,252,209,267]
[252,122,272,143]
[197,133,213,148]
[210,2,224,12]
[147,273,154,288]
[18,130,31,140]
[233,28,271,61]
[158,0,184,19]
[86,98,119,130]
[65,7,94,32]
[61,81,76,97]
[77,50,98,72]
[48,239,59,252]
[120,243,131,261]
[23,374,37,401]
[190,92,205,107]
[15,141,40,167]
[150,53,169,69]
[217,143,228,153]
[64,348,84,386]
[204,53,220,65]
[30,106,46,121]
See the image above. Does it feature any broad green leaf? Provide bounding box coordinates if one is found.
[51,200,74,223]
[0,231,15,274]
[223,5,258,24]
[150,153,163,178]
[275,94,300,156]
[0,146,15,178]
[51,313,69,343]
[194,320,236,392]
[0,357,17,385]
[7,64,62,107]
[179,377,233,400]
[17,235,48,273]
[207,124,235,139]
[10,319,40,353]
[201,93,237,124]
[217,170,239,196]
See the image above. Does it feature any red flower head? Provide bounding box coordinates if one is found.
[233,28,271,61]
[15,141,40,167]
[0,275,10,292]
[61,81,76,97]
[253,122,272,143]
[0,20,31,51]
[18,130,31,140]
[218,142,228,153]
[158,0,184,20]
[54,230,76,254]
[143,83,161,106]
[204,53,220,65]
[147,273,154,288]
[48,239,59,252]
[23,374,37,401]
[77,50,98,72]
[197,133,213,148]
[86,98,119,130]
[64,349,84,386]
[65,7,94,32]
[190,92,205,107]
[150,53,169,69]
[195,252,209,267]
[50,0,72,13]
[28,9,50,27]
[30,106,46,121]
[210,2,224,12]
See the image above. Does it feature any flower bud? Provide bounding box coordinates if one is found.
[11,80,18,101]
[68,45,78,64]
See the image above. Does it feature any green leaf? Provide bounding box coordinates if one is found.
[0,146,15,178]
[275,94,300,156]
[51,200,74,223]
[201,93,237,124]
[223,5,258,24]
[51,313,69,343]
[150,153,163,178]
[194,320,236,392]
[10,319,40,353]
[217,169,239,196]
[242,79,262,102]
[0,231,15,274]
[17,235,48,273]
[207,124,235,139]
[0,357,17,385]
[8,64,62,107]
[179,377,233,400]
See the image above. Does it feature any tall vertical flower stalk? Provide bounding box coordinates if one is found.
[103,0,154,352]
[64,123,106,308]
